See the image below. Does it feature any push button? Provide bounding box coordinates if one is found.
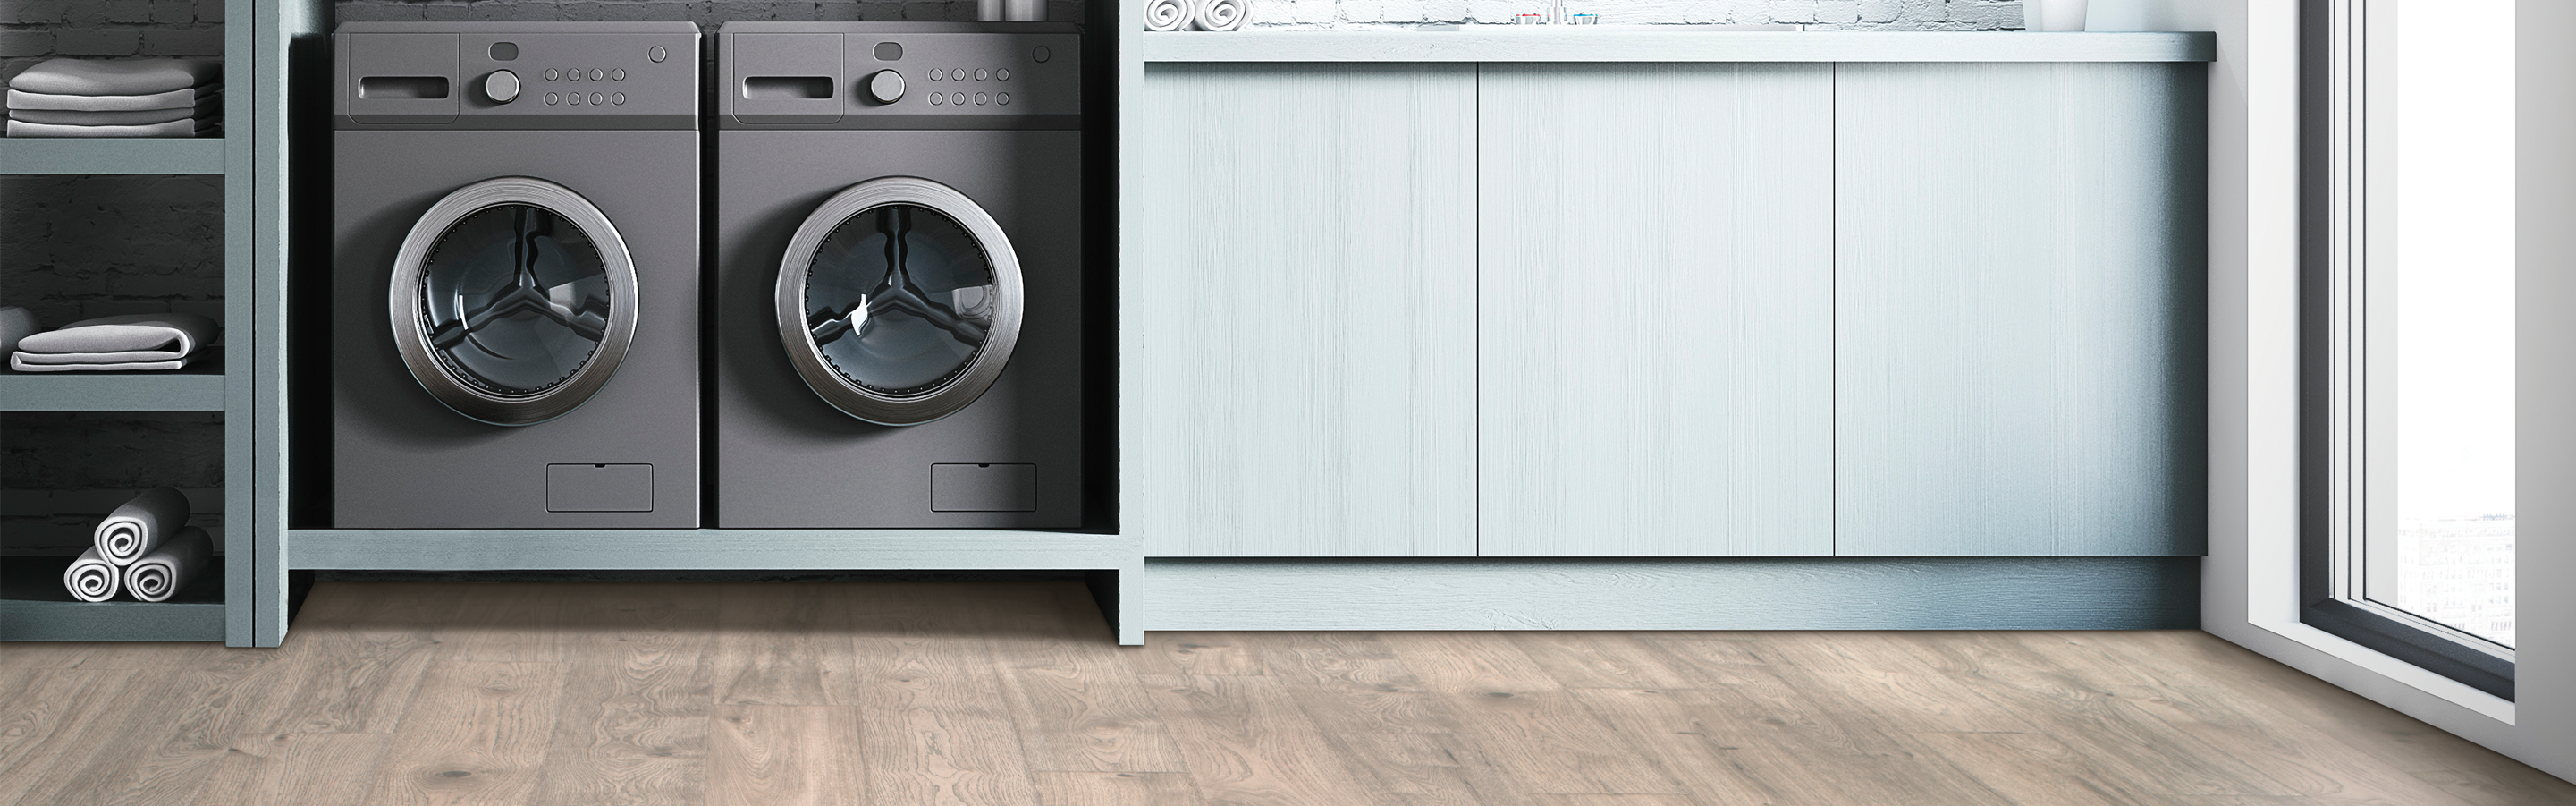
[650,45,667,62]
[545,91,560,105]
[974,92,987,106]
[997,91,1009,105]
[588,68,604,81]
[545,68,560,81]
[590,91,604,105]
[612,92,625,106]
[975,68,987,81]
[997,68,1011,81]
[612,68,626,81]
[950,68,965,81]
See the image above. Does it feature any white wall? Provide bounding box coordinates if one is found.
[2161,0,2576,783]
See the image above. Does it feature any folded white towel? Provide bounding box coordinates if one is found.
[10,97,220,126]
[0,307,39,356]
[9,86,222,112]
[94,487,192,566]
[124,526,214,603]
[10,58,222,97]
[1191,0,1244,30]
[9,356,191,371]
[15,350,208,365]
[64,547,122,602]
[7,118,217,138]
[1145,0,1194,30]
[17,313,219,357]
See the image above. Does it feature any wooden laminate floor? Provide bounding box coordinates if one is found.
[1,581,2570,805]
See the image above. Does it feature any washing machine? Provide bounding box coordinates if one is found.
[332,22,700,528]
[714,22,1083,528]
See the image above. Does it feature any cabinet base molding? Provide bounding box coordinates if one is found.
[1143,556,2196,631]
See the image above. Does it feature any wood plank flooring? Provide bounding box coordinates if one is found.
[0,581,2568,806]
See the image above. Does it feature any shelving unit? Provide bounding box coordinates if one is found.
[0,0,265,645]
[0,357,227,411]
[0,556,228,641]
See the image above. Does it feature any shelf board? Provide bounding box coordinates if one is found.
[1140,30,2218,64]
[1,555,227,641]
[0,355,225,411]
[0,136,226,174]
[288,528,1136,572]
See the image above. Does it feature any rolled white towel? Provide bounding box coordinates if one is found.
[10,96,222,126]
[8,86,221,112]
[6,118,217,138]
[124,527,214,603]
[1145,0,1194,30]
[17,313,220,359]
[10,58,222,97]
[1191,0,1244,30]
[0,307,40,356]
[64,547,121,602]
[96,487,192,566]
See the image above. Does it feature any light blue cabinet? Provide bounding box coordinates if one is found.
[1476,64,1836,557]
[1138,60,2207,560]
[1832,63,2208,556]
[1138,64,1482,557]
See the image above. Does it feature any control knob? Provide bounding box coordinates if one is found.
[484,69,520,104]
[867,70,906,104]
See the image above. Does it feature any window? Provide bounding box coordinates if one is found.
[2304,0,2517,700]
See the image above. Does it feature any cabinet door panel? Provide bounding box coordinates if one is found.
[1478,64,1836,557]
[1140,64,1480,557]
[1834,63,2208,556]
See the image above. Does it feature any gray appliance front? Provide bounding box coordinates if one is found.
[715,129,1083,528]
[332,23,699,528]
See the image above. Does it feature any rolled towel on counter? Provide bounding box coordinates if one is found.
[15,313,219,362]
[95,487,192,566]
[9,58,222,97]
[0,307,39,356]
[8,86,221,113]
[9,97,222,126]
[1190,0,1244,30]
[124,527,214,603]
[1145,0,1194,30]
[64,547,121,602]
[5,118,217,138]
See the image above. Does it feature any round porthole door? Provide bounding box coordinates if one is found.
[388,177,639,427]
[775,177,1024,427]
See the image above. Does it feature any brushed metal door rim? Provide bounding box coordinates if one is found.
[775,176,1025,427]
[388,176,641,427]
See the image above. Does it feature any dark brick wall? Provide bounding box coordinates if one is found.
[0,174,225,327]
[0,0,226,86]
[1,412,226,556]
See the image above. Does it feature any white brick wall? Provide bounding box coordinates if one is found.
[1244,0,2022,29]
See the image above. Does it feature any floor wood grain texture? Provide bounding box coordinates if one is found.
[0,581,2568,806]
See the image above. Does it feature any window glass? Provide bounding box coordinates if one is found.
[2366,0,2515,648]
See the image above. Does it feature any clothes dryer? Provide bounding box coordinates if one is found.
[714,22,1082,527]
[332,22,701,527]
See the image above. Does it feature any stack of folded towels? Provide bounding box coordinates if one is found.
[4,310,221,372]
[6,58,222,138]
[64,488,215,603]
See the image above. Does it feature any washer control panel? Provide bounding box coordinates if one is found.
[337,22,699,129]
[720,23,1080,129]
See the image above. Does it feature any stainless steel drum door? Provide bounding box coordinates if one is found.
[388,176,640,426]
[774,177,1025,426]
